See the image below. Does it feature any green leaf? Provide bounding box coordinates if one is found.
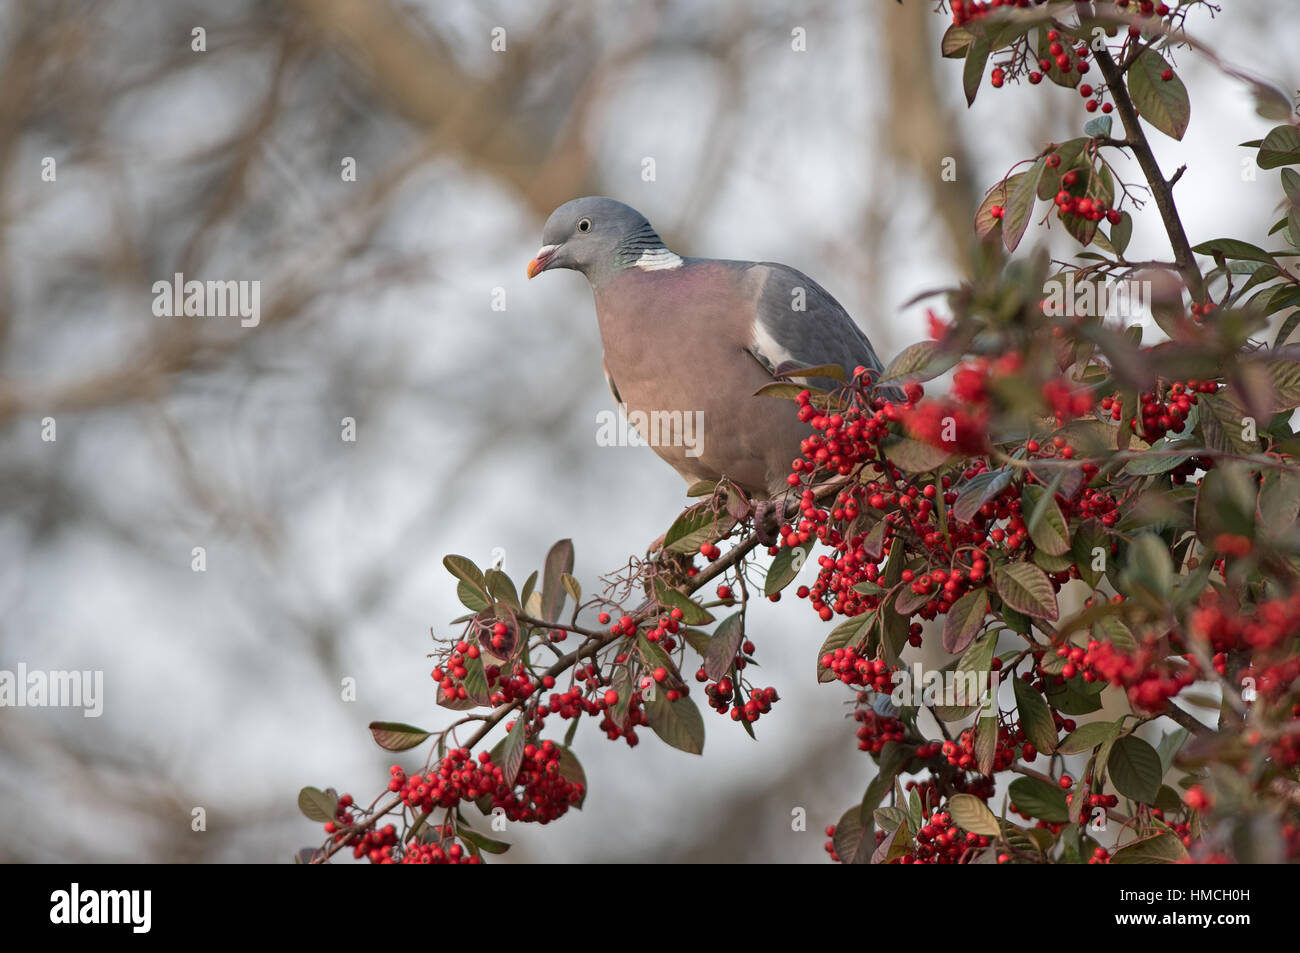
[776,363,846,382]
[540,539,575,623]
[861,741,909,820]
[942,587,988,655]
[816,611,876,683]
[833,804,873,864]
[653,579,714,625]
[1258,124,1300,169]
[873,805,909,834]
[1121,533,1174,601]
[946,793,1001,836]
[908,788,925,831]
[1198,391,1259,455]
[496,715,529,788]
[1126,49,1190,140]
[1008,776,1069,822]
[1064,164,1114,247]
[297,786,338,824]
[443,555,487,594]
[1190,460,1253,546]
[765,543,806,597]
[1058,719,1120,755]
[1265,357,1300,412]
[893,585,932,618]
[1038,139,1089,200]
[1124,439,1193,475]
[484,568,520,609]
[1110,210,1133,257]
[870,821,914,865]
[1037,28,1080,89]
[1283,167,1300,206]
[1250,80,1297,123]
[520,569,538,610]
[560,572,582,604]
[880,435,953,473]
[1093,615,1137,650]
[458,827,511,855]
[437,650,492,709]
[754,381,810,400]
[933,630,997,721]
[963,36,990,106]
[975,713,998,776]
[607,670,634,732]
[703,613,745,681]
[993,561,1059,620]
[861,517,889,560]
[1192,237,1278,266]
[1044,677,1104,715]
[637,633,674,674]
[951,468,1013,523]
[1108,735,1163,804]
[1003,158,1046,253]
[1013,677,1059,754]
[1084,115,1113,139]
[1033,549,1074,573]
[368,722,432,752]
[663,503,736,555]
[556,746,588,808]
[941,23,973,58]
[1258,468,1300,535]
[976,172,1024,240]
[1156,727,1189,776]
[852,579,887,597]
[1023,483,1071,556]
[878,340,959,384]
[1110,832,1189,864]
[644,689,705,755]
[457,580,490,612]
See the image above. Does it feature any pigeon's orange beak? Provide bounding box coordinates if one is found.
[526,244,558,279]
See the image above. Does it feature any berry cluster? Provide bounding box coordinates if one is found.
[432,640,480,704]
[1042,379,1095,425]
[901,810,993,864]
[397,829,480,865]
[819,646,897,691]
[1190,590,1300,657]
[941,718,1031,774]
[391,738,583,829]
[1099,379,1215,443]
[854,706,906,754]
[899,397,991,456]
[1082,639,1199,712]
[957,5,1177,118]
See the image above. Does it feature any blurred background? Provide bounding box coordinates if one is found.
[0,0,1295,863]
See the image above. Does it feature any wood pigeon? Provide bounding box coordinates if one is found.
[527,196,892,522]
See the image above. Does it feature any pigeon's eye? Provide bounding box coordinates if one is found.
[577,218,592,233]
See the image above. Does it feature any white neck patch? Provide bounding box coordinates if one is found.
[634,247,683,271]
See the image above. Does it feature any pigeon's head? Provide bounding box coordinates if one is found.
[527,197,669,284]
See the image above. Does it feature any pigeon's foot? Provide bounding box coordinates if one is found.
[656,548,695,589]
[644,533,694,595]
[753,499,781,547]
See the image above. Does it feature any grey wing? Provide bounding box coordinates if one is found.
[746,262,899,397]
